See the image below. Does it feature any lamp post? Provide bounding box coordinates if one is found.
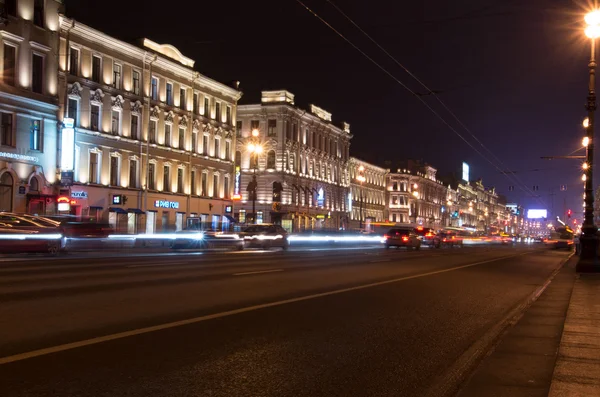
[357,165,366,229]
[247,128,262,224]
[578,10,600,270]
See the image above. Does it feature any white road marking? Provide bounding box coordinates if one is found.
[233,269,284,276]
[126,263,190,268]
[368,259,391,263]
[0,252,530,365]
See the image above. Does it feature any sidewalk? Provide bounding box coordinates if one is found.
[548,271,600,396]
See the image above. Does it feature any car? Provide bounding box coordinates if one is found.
[384,228,421,250]
[172,229,245,251]
[241,224,289,250]
[414,226,441,248]
[438,230,464,248]
[0,213,64,255]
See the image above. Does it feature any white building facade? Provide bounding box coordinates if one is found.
[234,90,352,232]
[348,157,387,229]
[57,17,241,233]
[0,0,62,214]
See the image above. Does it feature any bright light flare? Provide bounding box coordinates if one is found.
[0,233,63,240]
[255,145,263,154]
[586,10,600,26]
[287,235,386,244]
[247,143,255,152]
[583,162,589,170]
[412,191,419,197]
[251,128,260,137]
[586,25,600,38]
[582,174,587,181]
[583,136,590,147]
[583,117,590,128]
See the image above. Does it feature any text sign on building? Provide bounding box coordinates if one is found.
[317,187,325,207]
[71,191,88,199]
[154,200,180,209]
[462,162,469,182]
[0,152,39,163]
[233,166,241,200]
[61,118,75,171]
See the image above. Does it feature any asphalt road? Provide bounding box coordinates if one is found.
[0,245,570,396]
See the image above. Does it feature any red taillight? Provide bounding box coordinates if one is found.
[402,236,409,242]
[383,234,389,239]
[426,232,433,237]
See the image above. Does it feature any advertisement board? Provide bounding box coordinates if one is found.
[527,209,547,219]
[462,162,469,182]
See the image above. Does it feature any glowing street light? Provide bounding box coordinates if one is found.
[583,136,590,147]
[583,162,589,170]
[247,129,263,224]
[584,117,590,128]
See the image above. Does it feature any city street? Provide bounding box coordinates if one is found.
[0,245,570,396]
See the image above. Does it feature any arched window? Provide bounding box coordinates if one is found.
[235,150,241,166]
[30,177,39,192]
[267,150,276,169]
[0,172,14,211]
[289,154,295,172]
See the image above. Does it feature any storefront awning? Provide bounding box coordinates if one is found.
[89,206,103,210]
[127,208,145,214]
[108,207,127,214]
[224,215,236,223]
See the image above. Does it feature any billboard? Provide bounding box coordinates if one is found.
[462,162,469,182]
[527,209,547,219]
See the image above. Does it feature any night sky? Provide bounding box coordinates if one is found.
[66,0,593,221]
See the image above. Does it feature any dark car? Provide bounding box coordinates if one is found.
[438,230,464,248]
[241,224,289,250]
[384,228,421,250]
[414,226,441,248]
[0,213,63,255]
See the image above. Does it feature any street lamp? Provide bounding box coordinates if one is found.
[578,10,600,270]
[357,165,366,229]
[247,129,262,224]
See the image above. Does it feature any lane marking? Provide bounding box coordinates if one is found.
[0,251,530,365]
[368,259,391,263]
[126,263,191,268]
[233,269,284,276]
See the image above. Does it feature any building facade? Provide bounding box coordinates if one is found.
[57,17,242,232]
[235,90,352,232]
[386,164,447,228]
[0,0,62,214]
[348,157,387,229]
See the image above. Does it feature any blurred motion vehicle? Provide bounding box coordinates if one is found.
[43,215,113,238]
[438,229,464,248]
[241,224,289,250]
[0,212,63,255]
[384,228,421,250]
[172,229,244,251]
[545,226,574,250]
[414,226,441,248]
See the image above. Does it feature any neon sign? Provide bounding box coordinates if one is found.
[154,200,180,209]
[317,187,324,207]
[233,165,241,200]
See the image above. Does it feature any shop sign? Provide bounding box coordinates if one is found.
[155,200,179,209]
[317,187,325,207]
[60,171,74,186]
[225,205,233,213]
[0,152,39,163]
[316,214,325,219]
[57,196,71,212]
[233,166,241,200]
[18,186,26,195]
[71,191,88,199]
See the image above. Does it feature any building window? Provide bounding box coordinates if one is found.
[178,127,185,149]
[392,182,398,191]
[31,53,44,94]
[90,104,100,131]
[214,138,220,158]
[226,106,231,124]
[267,150,276,169]
[215,102,220,121]
[69,47,79,76]
[292,123,298,142]
[163,165,170,191]
[111,110,120,135]
[236,121,242,137]
[166,82,173,105]
[204,97,209,116]
[193,93,199,113]
[148,163,155,190]
[5,0,16,16]
[110,156,119,186]
[392,196,398,205]
[131,114,139,139]
[392,214,397,223]
[250,120,259,131]
[113,63,121,89]
[225,140,231,161]
[238,210,246,223]
[213,174,219,197]
[30,119,41,151]
[67,98,78,126]
[132,70,140,95]
[256,211,263,224]
[92,55,101,83]
[202,135,208,155]
[89,152,99,184]
[224,176,230,199]
[3,44,16,86]
[235,150,241,166]
[164,124,171,147]
[33,0,44,27]
[286,122,291,141]
[201,172,207,196]
[179,88,186,109]
[1,113,14,147]
[177,168,184,193]
[151,77,158,100]
[268,119,276,137]
[149,120,157,143]
[129,159,138,188]
[192,131,197,153]
[191,170,196,195]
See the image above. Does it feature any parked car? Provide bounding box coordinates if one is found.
[0,213,63,255]
[438,230,464,248]
[414,226,441,248]
[384,228,421,250]
[240,224,289,250]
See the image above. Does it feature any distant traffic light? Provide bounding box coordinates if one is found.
[567,209,572,218]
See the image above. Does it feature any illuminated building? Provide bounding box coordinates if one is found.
[348,157,387,229]
[386,162,447,228]
[0,0,62,213]
[57,17,242,232]
[234,90,352,231]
